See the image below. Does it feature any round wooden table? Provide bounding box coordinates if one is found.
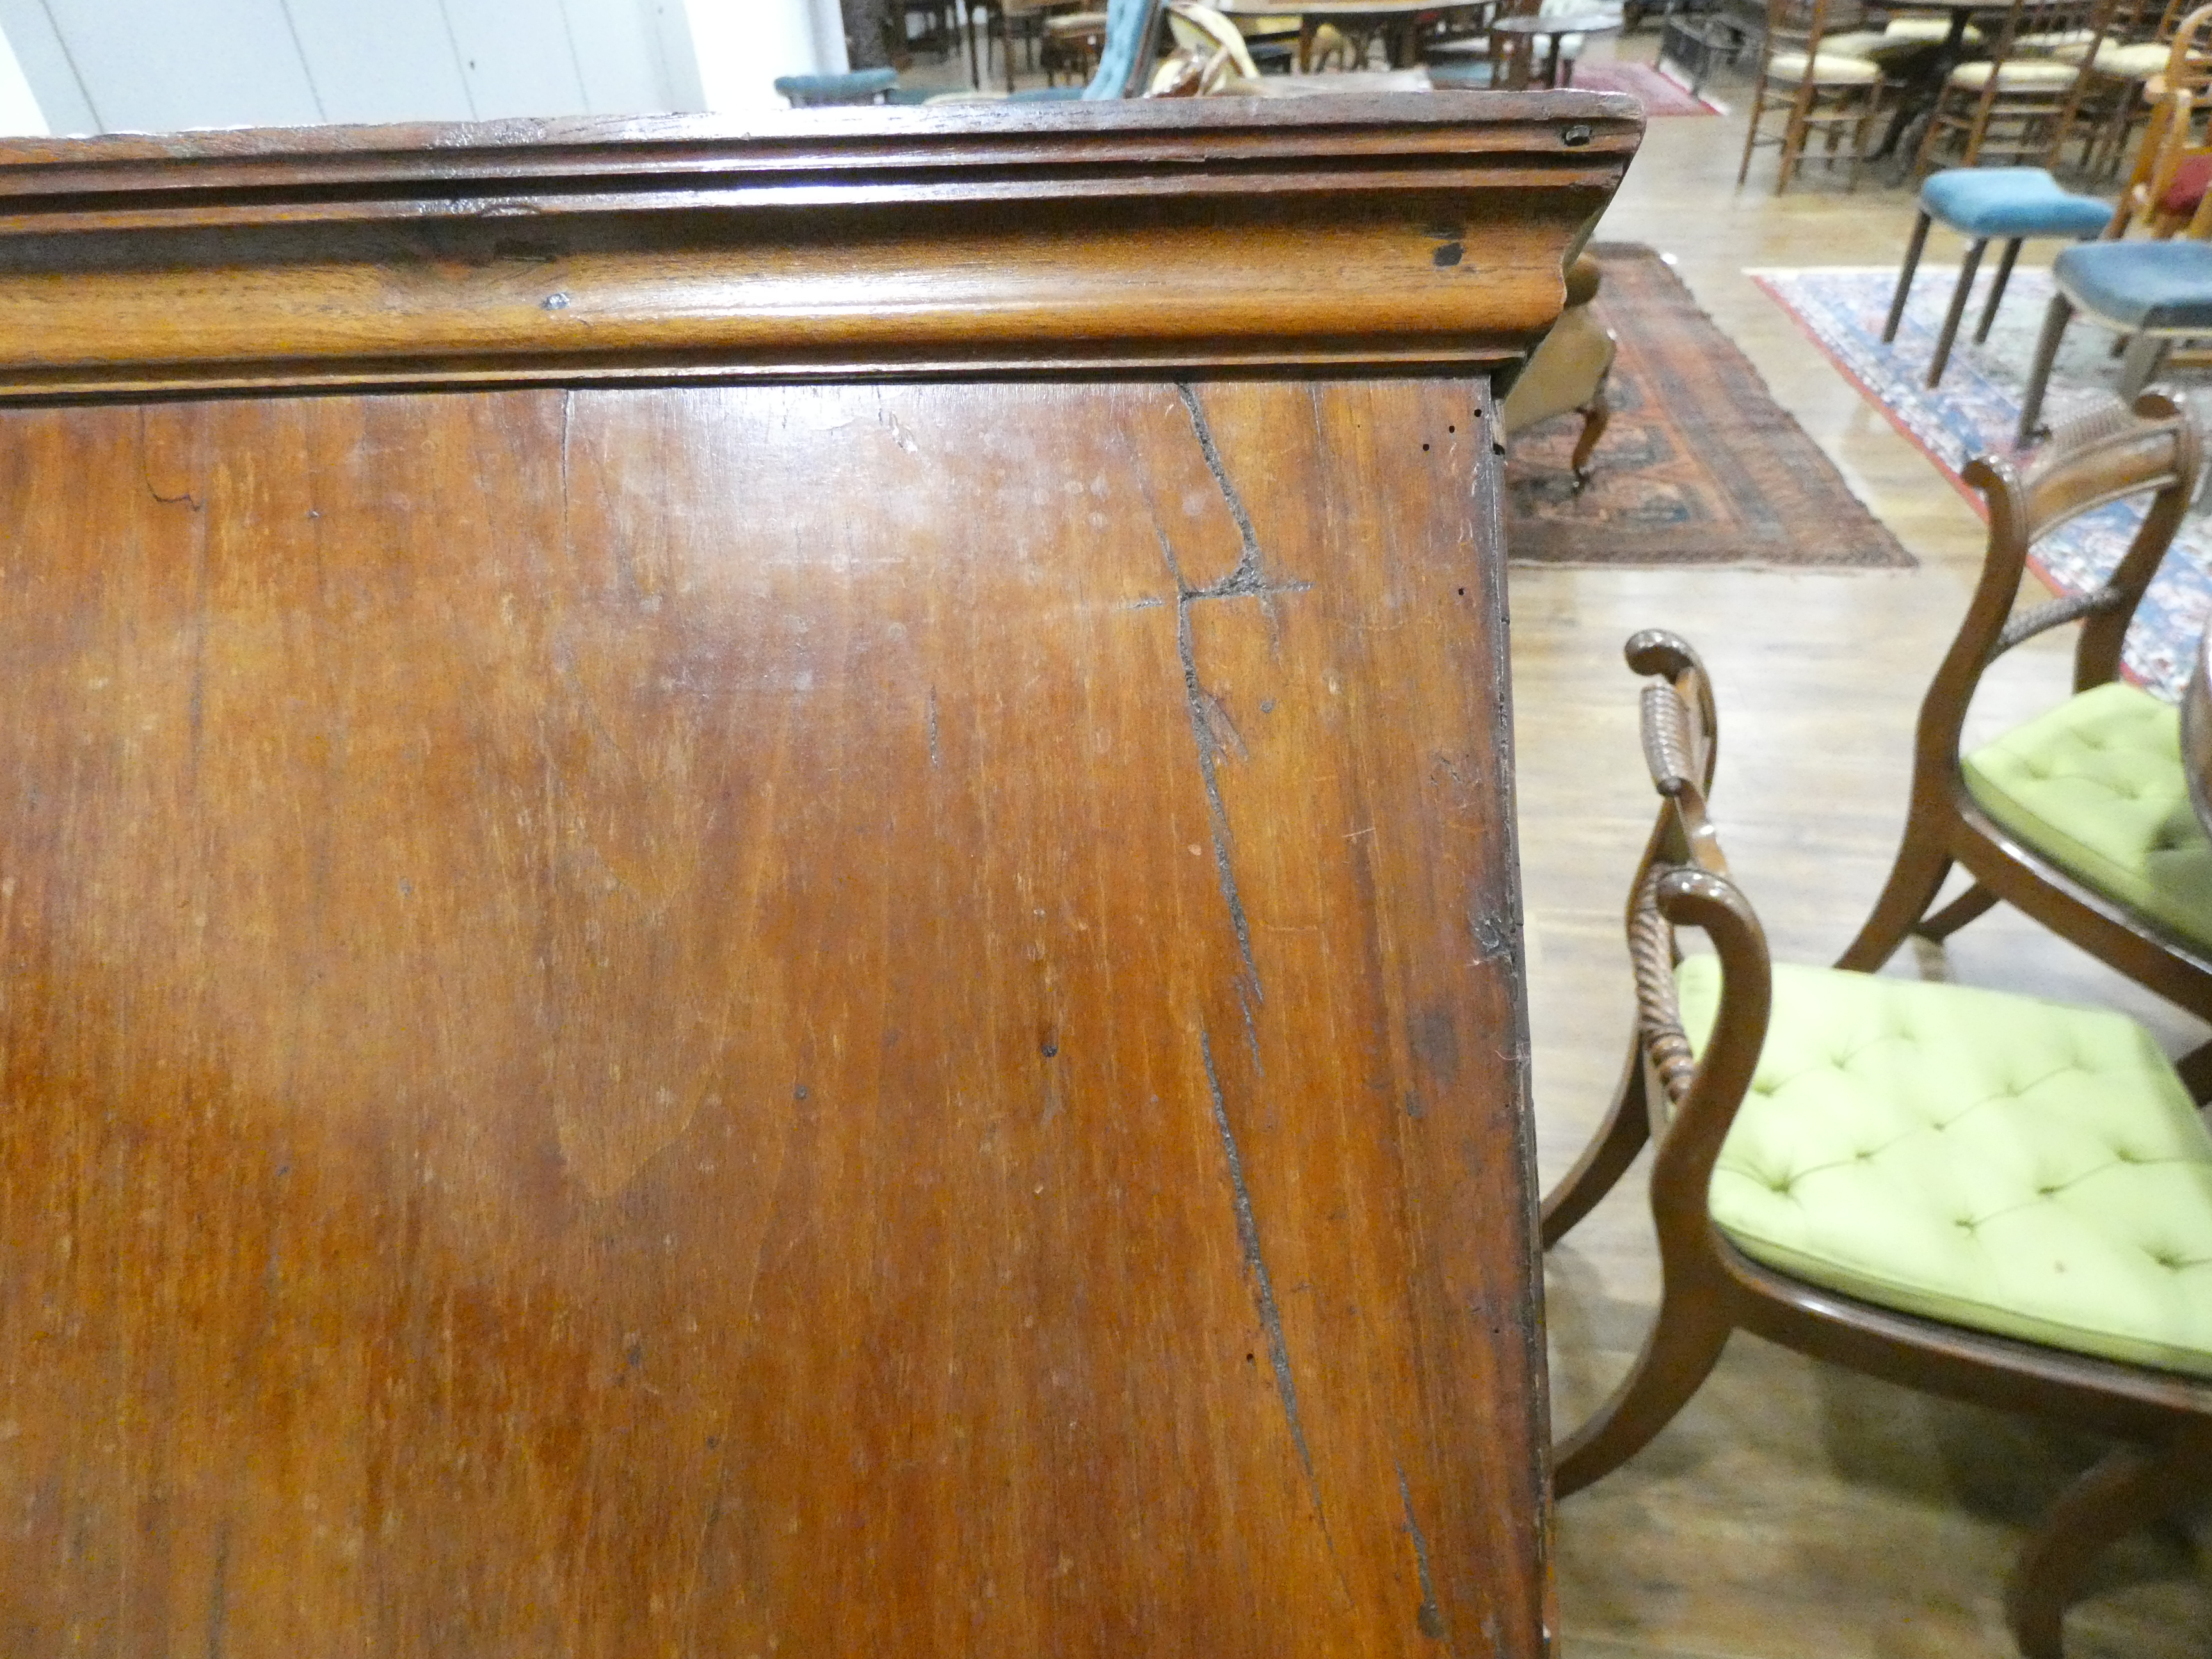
[1211,0,1492,70]
[1490,9,1624,86]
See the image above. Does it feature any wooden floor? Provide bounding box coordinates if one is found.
[1528,41,2212,1659]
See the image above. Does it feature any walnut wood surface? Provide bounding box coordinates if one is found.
[0,102,1634,1654]
[0,98,1638,395]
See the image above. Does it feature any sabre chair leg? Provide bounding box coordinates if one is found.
[1914,879,1998,942]
[1927,236,1987,385]
[1738,75,1772,186]
[1836,833,1953,972]
[1541,1038,1651,1249]
[1974,237,2023,343]
[2018,293,2076,444]
[1885,210,1932,342]
[1552,1292,1732,1499]
[2005,1431,2212,1659]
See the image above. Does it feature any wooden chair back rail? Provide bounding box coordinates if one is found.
[1994,584,2131,653]
[1932,394,2197,733]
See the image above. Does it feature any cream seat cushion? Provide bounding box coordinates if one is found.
[2082,38,2176,75]
[1886,14,1981,42]
[1948,57,2083,87]
[1679,956,2212,1378]
[1961,679,2212,952]
[1769,48,1882,81]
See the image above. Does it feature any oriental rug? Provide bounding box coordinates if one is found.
[1566,60,1722,116]
[1754,263,2212,698]
[1505,244,1915,570]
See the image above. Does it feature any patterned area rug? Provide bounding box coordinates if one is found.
[1754,264,2212,698]
[1505,244,1914,569]
[1566,60,1720,116]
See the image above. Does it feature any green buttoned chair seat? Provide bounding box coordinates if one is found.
[1960,680,2212,953]
[1678,955,2212,1378]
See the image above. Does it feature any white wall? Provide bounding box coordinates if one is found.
[0,15,44,136]
[0,0,717,134]
[685,0,848,117]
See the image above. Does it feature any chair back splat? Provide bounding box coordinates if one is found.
[1836,394,2212,1054]
[1546,623,2212,1659]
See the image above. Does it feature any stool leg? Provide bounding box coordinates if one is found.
[1884,210,1931,342]
[2117,330,2170,399]
[2017,293,2075,444]
[1973,237,2022,344]
[1926,237,1986,386]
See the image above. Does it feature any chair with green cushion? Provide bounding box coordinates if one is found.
[1543,627,2212,1659]
[1837,392,2212,1093]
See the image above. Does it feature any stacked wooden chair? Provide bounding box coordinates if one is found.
[1550,530,2212,1654]
[1738,0,1892,191]
[1912,0,2115,176]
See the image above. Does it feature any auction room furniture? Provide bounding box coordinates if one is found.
[1546,623,2212,1659]
[2015,235,2212,440]
[1736,0,1888,191]
[1836,395,2212,1093]
[0,97,1640,1656]
[1489,4,1626,85]
[1498,252,1617,487]
[1212,0,1491,66]
[1912,0,2114,176]
[1880,161,2112,385]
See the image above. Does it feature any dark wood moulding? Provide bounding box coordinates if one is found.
[0,96,1638,393]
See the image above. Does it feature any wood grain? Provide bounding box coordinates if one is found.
[0,373,1544,1656]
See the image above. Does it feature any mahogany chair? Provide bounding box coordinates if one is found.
[1836,396,2212,1089]
[1544,627,2212,1659]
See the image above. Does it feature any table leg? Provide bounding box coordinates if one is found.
[1875,10,1974,162]
[1547,36,1565,86]
[1300,17,1315,71]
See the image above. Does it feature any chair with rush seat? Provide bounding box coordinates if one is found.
[1836,395,2212,1095]
[1543,626,2212,1659]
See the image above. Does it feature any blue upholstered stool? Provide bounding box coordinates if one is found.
[774,68,901,107]
[1885,168,2113,388]
[2018,239,2212,442]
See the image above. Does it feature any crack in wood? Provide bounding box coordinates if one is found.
[1397,1462,1460,1651]
[1201,1030,1316,1478]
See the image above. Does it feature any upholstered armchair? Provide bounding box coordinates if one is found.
[1499,252,1617,490]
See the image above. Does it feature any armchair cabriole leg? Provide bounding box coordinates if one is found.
[1570,383,1612,494]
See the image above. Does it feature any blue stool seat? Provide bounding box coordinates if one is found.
[2055,239,2212,331]
[1889,168,2115,391]
[774,68,900,107]
[1922,167,2112,239]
